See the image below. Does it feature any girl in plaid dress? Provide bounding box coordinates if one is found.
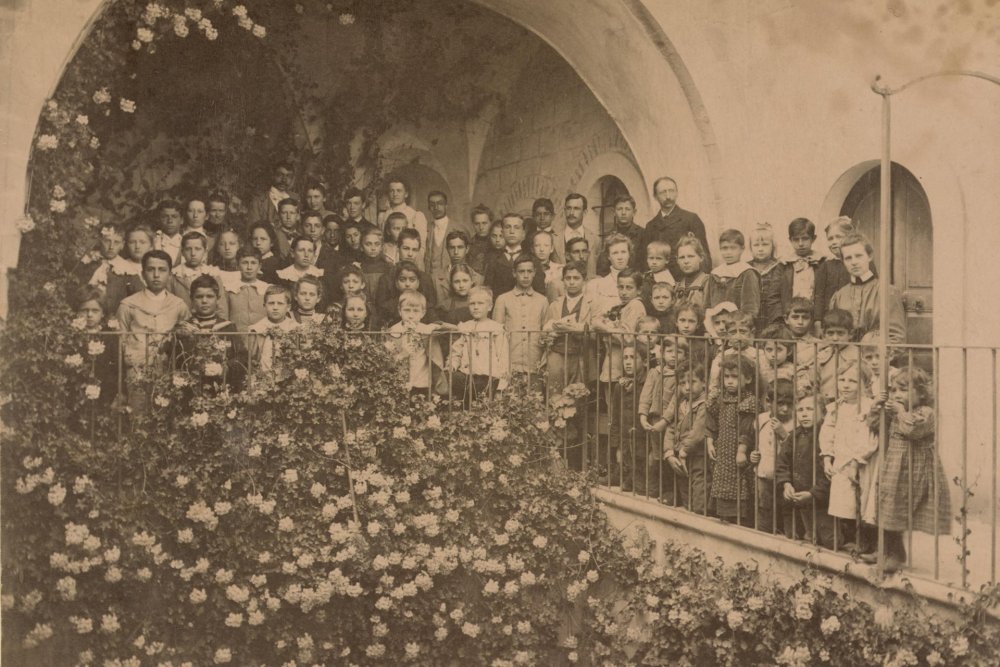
[706,354,758,525]
[865,367,950,573]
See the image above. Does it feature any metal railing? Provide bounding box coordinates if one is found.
[55,326,999,592]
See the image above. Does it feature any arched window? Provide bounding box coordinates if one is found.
[839,163,933,343]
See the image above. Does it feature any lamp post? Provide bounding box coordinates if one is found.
[869,69,1000,578]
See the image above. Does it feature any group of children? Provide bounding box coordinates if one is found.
[69,194,943,572]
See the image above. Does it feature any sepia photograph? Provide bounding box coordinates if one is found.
[1,0,999,664]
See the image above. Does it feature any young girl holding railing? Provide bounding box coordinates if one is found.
[864,367,950,573]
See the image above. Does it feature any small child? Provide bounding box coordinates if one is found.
[820,360,875,551]
[815,308,857,402]
[644,282,676,335]
[864,367,949,572]
[672,234,709,308]
[104,225,155,316]
[532,230,564,302]
[706,354,758,525]
[780,217,826,334]
[812,216,856,326]
[634,316,662,369]
[644,240,676,289]
[436,264,474,326]
[385,290,447,396]
[376,261,433,327]
[705,229,761,319]
[358,227,394,297]
[784,296,821,371]
[79,223,125,290]
[224,247,270,333]
[446,286,509,404]
[492,255,548,377]
[341,293,373,332]
[708,309,759,398]
[610,345,648,491]
[775,394,833,546]
[72,285,120,408]
[171,232,227,319]
[541,261,592,396]
[154,200,184,266]
[592,269,646,384]
[210,227,242,277]
[637,336,690,497]
[757,323,796,388]
[662,360,709,513]
[248,285,299,372]
[330,266,368,325]
[175,274,241,387]
[748,222,784,333]
[292,275,327,326]
[248,222,283,283]
[750,378,795,535]
[382,211,408,265]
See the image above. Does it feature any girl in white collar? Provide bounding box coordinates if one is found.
[704,228,760,320]
[104,224,154,315]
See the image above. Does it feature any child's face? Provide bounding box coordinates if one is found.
[773,400,793,423]
[661,342,685,370]
[502,219,525,247]
[650,288,673,313]
[622,348,636,375]
[264,294,290,322]
[77,300,105,329]
[489,226,505,250]
[646,250,669,273]
[678,373,705,399]
[614,201,635,227]
[729,320,754,343]
[531,235,552,263]
[292,241,315,268]
[841,242,871,278]
[795,398,817,429]
[305,188,325,212]
[568,242,590,266]
[468,293,492,320]
[192,287,219,317]
[159,208,182,236]
[607,242,630,271]
[208,201,227,227]
[826,227,847,259]
[344,298,367,328]
[142,258,171,293]
[186,201,207,228]
[399,301,425,324]
[711,313,731,338]
[324,221,341,247]
[750,236,774,262]
[722,367,745,394]
[719,240,744,265]
[341,273,364,296]
[345,227,362,250]
[676,309,698,336]
[279,205,299,231]
[675,246,701,275]
[447,238,469,264]
[218,232,240,260]
[396,270,419,292]
[302,217,324,243]
[472,213,491,237]
[762,340,790,366]
[785,309,812,337]
[837,372,861,401]
[823,326,851,343]
[346,196,364,218]
[532,207,554,230]
[513,262,536,290]
[100,232,125,260]
[127,232,152,262]
[562,269,584,297]
[295,283,320,311]
[392,238,418,262]
[362,234,383,259]
[617,277,638,303]
[388,218,406,242]
[239,257,261,281]
[862,350,880,378]
[889,378,918,407]
[451,272,472,297]
[789,233,815,258]
[181,239,206,267]
[251,228,272,255]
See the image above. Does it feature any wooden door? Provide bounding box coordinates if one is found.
[840,164,933,344]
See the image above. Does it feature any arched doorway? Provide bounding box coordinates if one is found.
[838,163,933,343]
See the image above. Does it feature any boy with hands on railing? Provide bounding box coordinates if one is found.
[661,361,709,512]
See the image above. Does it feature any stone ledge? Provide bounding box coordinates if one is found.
[593,486,994,620]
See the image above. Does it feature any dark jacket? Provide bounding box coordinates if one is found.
[774,426,830,506]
